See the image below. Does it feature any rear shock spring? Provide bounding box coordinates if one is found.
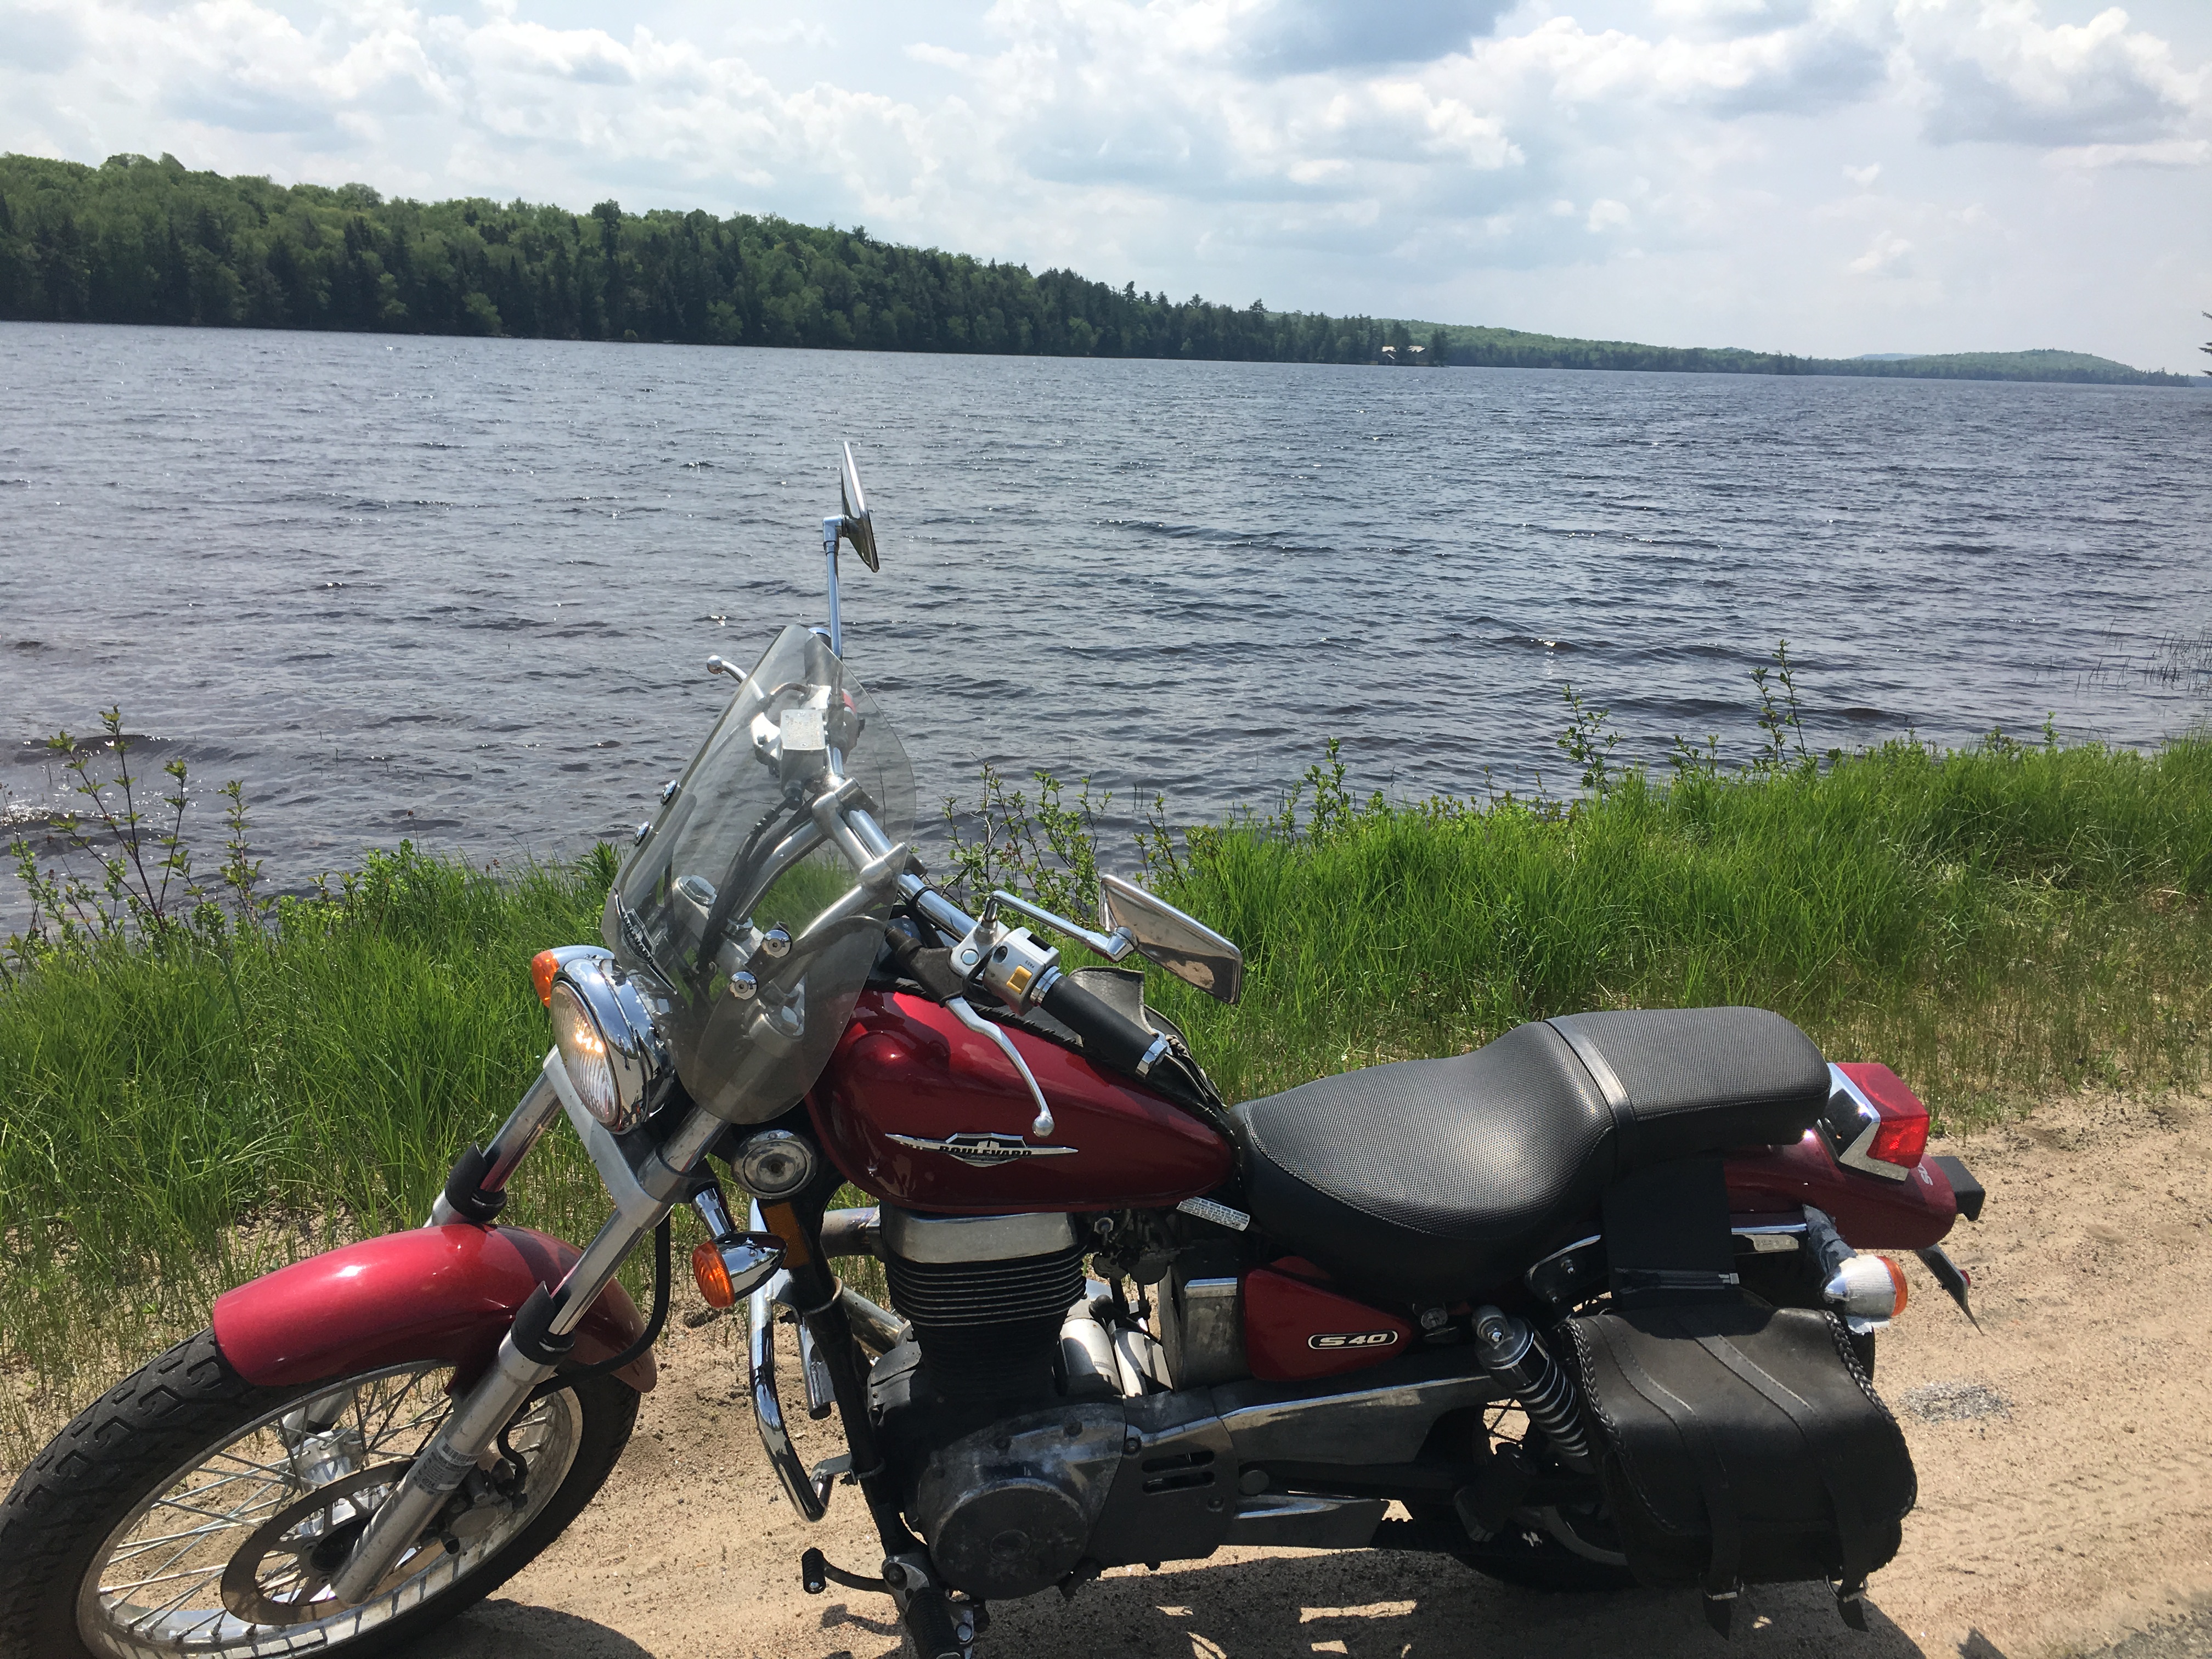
[1471,1306,1592,1471]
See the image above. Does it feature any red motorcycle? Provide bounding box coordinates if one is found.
[2,450,1984,1658]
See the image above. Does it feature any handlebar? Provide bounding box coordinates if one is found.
[1039,972,1170,1080]
[887,875,1171,1083]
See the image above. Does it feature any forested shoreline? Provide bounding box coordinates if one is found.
[0,152,2191,386]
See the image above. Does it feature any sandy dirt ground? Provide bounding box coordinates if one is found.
[407,1087,2212,1659]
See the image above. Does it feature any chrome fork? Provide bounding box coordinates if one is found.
[328,1058,720,1605]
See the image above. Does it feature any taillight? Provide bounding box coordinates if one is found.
[1868,1112,1928,1168]
[1824,1062,1931,1180]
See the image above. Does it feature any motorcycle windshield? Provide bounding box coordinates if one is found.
[603,624,916,1124]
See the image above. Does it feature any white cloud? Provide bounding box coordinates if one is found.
[1848,227,1915,273]
[0,0,2206,365]
[2044,134,2210,166]
[1901,1,2204,145]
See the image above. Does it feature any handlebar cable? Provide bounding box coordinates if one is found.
[692,800,799,978]
[523,1213,673,1407]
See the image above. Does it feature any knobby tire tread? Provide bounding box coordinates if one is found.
[0,1327,640,1659]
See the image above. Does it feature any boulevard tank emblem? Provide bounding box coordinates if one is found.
[885,1131,1080,1167]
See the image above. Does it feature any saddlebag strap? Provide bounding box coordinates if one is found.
[1690,1328,1879,1595]
[1594,1314,1742,1599]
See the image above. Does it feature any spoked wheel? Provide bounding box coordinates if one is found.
[0,1329,637,1658]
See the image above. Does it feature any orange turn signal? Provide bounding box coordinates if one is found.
[530,949,562,1007]
[692,1240,736,1310]
[1881,1256,1909,1318]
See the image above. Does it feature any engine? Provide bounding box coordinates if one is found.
[873,1207,1133,1598]
[909,1404,1128,1598]
[878,1208,1088,1404]
[865,1206,1424,1600]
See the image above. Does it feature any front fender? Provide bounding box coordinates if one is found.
[211,1224,656,1393]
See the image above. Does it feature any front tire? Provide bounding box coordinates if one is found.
[0,1329,637,1659]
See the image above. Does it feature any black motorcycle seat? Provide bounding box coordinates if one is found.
[1231,1008,1829,1305]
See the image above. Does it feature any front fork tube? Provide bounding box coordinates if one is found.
[332,1085,716,1605]
[424,1056,564,1227]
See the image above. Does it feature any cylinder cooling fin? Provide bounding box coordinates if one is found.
[880,1209,1086,1404]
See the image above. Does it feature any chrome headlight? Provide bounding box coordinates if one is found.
[548,953,669,1132]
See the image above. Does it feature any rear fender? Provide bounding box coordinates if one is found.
[1724,1131,1958,1250]
[211,1224,656,1393]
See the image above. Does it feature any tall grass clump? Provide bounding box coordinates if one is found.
[1,718,637,1456]
[947,701,2212,1119]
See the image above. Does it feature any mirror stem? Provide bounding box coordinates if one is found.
[820,516,844,658]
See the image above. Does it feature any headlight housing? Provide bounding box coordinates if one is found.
[548,952,669,1132]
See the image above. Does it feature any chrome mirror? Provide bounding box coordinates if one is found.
[1098,872,1243,1005]
[839,442,878,572]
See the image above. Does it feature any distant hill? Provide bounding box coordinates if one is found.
[0,152,2192,388]
[1386,323,2192,386]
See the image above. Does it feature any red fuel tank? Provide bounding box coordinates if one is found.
[810,991,1233,1213]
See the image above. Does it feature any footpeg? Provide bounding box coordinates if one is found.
[799,1545,885,1596]
[883,1555,971,1659]
[1452,1443,1534,1538]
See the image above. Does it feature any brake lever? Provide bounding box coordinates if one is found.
[945,996,1056,1141]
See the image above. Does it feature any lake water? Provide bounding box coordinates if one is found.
[4,321,2208,899]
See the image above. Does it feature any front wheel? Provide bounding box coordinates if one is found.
[0,1329,637,1659]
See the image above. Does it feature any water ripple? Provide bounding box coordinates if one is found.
[2,322,2208,893]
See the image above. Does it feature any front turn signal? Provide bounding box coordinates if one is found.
[691,1233,786,1310]
[693,1240,736,1309]
[530,950,562,1007]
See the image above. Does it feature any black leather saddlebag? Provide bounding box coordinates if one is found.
[1562,1300,1916,1628]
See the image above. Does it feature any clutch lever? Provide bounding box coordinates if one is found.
[945,996,1056,1141]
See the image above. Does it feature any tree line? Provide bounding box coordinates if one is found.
[0,152,2191,386]
[0,153,1425,364]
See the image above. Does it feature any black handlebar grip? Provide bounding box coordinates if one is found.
[1040,974,1166,1079]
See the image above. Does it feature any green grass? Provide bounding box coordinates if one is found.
[1128,733,2212,1109]
[4,729,2210,1468]
[0,845,646,1460]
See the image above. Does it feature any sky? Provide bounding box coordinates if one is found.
[4,0,2209,370]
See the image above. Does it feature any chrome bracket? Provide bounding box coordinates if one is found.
[543,1049,668,1227]
[988,888,1137,962]
[747,1203,832,1521]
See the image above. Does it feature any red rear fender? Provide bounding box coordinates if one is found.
[1725,1131,1959,1250]
[211,1224,656,1393]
